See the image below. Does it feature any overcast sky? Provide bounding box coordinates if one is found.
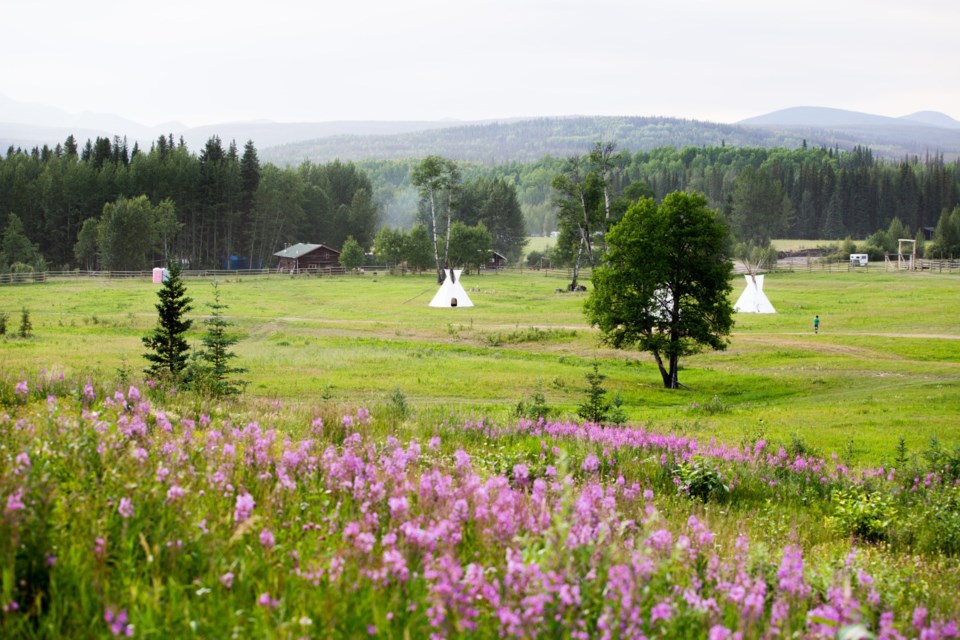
[3,0,957,127]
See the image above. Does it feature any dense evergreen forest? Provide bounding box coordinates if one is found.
[363,145,960,245]
[3,134,960,273]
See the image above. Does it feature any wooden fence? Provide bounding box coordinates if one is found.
[3,260,959,286]
[0,266,388,285]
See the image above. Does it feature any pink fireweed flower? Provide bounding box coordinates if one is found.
[14,452,30,474]
[453,449,472,471]
[234,492,255,523]
[104,606,133,637]
[807,604,842,637]
[650,601,674,624]
[512,463,530,485]
[645,528,673,552]
[6,488,26,512]
[709,625,732,640]
[777,544,809,598]
[913,607,927,631]
[165,485,185,503]
[259,528,276,549]
[257,592,279,608]
[388,495,409,517]
[127,386,140,402]
[118,497,134,519]
[15,380,28,397]
[220,572,234,589]
[877,611,904,640]
[581,454,600,473]
[383,549,410,582]
[94,537,107,559]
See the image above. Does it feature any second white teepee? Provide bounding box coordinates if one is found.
[429,269,474,308]
[734,274,776,313]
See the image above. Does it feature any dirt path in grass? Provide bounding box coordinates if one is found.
[740,332,960,340]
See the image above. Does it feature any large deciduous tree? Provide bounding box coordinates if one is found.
[97,195,159,271]
[73,217,100,270]
[405,224,435,273]
[549,142,625,287]
[585,192,734,389]
[374,227,407,274]
[447,221,492,274]
[0,213,40,270]
[412,155,460,283]
[338,236,365,271]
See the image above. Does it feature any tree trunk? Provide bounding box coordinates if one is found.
[651,350,672,388]
[578,193,594,265]
[569,236,585,290]
[429,190,442,283]
[668,352,680,389]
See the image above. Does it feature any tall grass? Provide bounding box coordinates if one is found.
[2,376,960,637]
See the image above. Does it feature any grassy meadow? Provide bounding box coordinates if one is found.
[1,268,958,466]
[3,268,960,638]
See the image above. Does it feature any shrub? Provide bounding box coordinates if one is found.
[912,485,960,556]
[516,389,552,420]
[689,395,728,415]
[674,457,729,502]
[388,387,409,422]
[830,488,897,542]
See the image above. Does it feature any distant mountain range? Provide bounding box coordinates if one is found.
[3,93,959,163]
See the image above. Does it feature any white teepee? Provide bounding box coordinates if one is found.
[429,269,474,308]
[734,274,776,314]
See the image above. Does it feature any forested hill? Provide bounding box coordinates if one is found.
[259,115,960,166]
[260,117,771,165]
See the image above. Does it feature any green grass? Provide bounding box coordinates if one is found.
[2,269,959,465]
[771,238,843,252]
[522,235,557,259]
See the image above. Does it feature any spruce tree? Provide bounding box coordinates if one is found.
[191,282,246,397]
[577,362,611,424]
[142,262,193,378]
[18,307,32,339]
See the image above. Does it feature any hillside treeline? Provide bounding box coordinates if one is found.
[358,145,960,243]
[486,146,959,241]
[260,115,960,166]
[0,135,380,271]
[4,135,960,272]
